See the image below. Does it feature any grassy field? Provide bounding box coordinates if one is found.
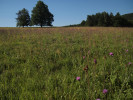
[0,27,133,100]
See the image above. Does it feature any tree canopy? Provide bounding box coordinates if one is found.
[16,8,30,27]
[31,0,54,27]
[79,12,133,27]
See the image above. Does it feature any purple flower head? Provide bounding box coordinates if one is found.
[109,52,113,56]
[83,56,85,59]
[96,99,101,100]
[76,77,80,81]
[128,62,132,65]
[103,89,108,94]
[126,49,128,52]
[94,59,97,64]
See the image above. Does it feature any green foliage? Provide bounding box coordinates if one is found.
[80,12,133,27]
[0,27,133,99]
[86,15,94,26]
[31,1,54,27]
[113,13,133,27]
[122,13,133,21]
[16,8,30,27]
[80,20,86,26]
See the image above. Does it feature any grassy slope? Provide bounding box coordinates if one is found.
[0,27,133,100]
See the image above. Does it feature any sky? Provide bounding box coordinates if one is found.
[0,0,133,27]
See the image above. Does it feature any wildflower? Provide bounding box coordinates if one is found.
[128,62,131,65]
[83,56,85,59]
[109,52,113,56]
[76,77,80,81]
[94,59,97,64]
[103,89,108,94]
[83,65,88,72]
[96,99,101,100]
[126,49,128,52]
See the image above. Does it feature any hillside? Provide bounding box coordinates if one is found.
[122,13,133,23]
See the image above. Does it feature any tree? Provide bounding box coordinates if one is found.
[109,12,114,26]
[31,0,54,27]
[97,13,104,26]
[97,12,110,26]
[16,8,30,27]
[113,12,122,27]
[80,20,86,26]
[86,15,94,26]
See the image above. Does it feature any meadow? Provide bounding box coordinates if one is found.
[0,27,133,100]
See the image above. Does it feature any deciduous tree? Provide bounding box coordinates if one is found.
[31,0,54,27]
[16,8,30,27]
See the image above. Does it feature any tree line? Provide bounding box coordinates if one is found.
[79,12,133,27]
[16,0,54,27]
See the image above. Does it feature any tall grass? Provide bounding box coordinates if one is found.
[0,27,133,100]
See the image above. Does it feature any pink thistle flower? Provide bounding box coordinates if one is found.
[76,77,80,81]
[94,59,97,64]
[109,52,113,56]
[103,89,108,94]
[128,62,131,65]
[83,56,85,59]
[126,49,128,52]
[96,99,101,100]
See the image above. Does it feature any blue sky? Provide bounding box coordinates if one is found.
[0,0,133,27]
